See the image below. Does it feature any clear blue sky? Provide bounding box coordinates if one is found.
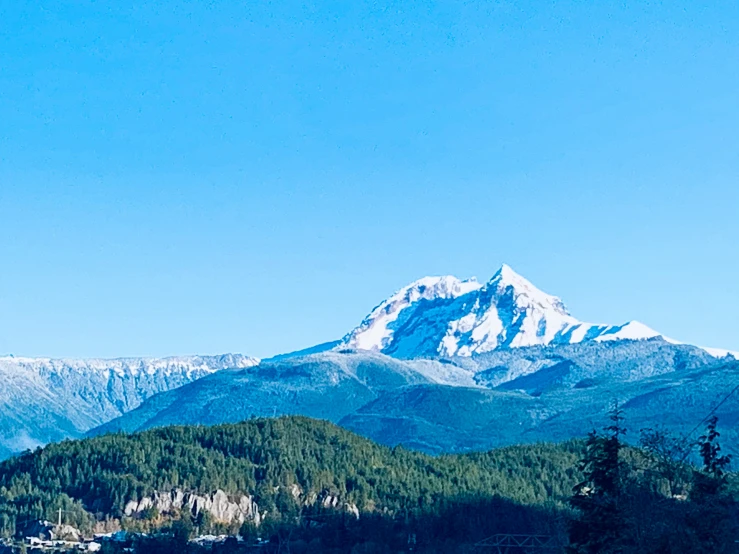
[1,1,737,359]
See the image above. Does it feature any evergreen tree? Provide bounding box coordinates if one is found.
[1,414,738,553]
[694,416,731,498]
[687,416,736,552]
[638,426,692,499]
[568,403,627,553]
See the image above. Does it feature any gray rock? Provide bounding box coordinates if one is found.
[124,489,262,524]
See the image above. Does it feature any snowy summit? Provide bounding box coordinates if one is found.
[339,264,729,359]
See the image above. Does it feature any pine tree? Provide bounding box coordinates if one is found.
[568,403,627,554]
[697,416,731,491]
[687,416,735,552]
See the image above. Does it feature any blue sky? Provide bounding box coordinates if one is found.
[1,1,738,358]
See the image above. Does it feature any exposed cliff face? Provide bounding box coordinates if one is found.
[124,490,262,525]
[123,488,360,525]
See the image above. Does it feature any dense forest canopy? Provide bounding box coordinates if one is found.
[0,417,579,531]
[0,415,737,553]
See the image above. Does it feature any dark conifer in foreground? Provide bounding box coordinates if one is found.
[568,403,627,554]
[0,415,737,553]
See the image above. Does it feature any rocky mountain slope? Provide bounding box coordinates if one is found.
[91,351,441,435]
[91,342,739,455]
[339,265,736,359]
[0,354,258,459]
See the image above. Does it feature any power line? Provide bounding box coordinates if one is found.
[678,379,739,463]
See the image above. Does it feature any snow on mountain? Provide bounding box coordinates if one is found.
[702,347,739,359]
[95,343,739,456]
[89,350,441,436]
[0,353,258,379]
[0,353,258,459]
[340,264,732,359]
[345,275,482,352]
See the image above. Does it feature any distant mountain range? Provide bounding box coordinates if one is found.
[0,354,257,459]
[92,340,739,456]
[2,265,737,459]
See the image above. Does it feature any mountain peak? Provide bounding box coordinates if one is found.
[493,263,517,279]
[338,267,676,357]
[402,275,479,298]
[341,275,480,352]
[490,264,538,291]
[488,264,571,318]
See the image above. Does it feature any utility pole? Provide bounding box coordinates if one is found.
[58,508,62,527]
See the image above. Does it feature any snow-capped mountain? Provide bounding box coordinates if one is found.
[340,264,734,359]
[4,264,737,459]
[0,354,258,459]
[95,344,739,456]
[0,353,258,380]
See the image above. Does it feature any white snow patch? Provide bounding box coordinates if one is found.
[337,264,737,360]
[344,275,481,351]
[593,321,662,342]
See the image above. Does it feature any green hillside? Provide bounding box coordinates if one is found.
[2,415,737,553]
[0,416,579,548]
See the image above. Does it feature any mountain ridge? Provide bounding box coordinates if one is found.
[3,265,737,460]
[0,353,259,459]
[338,264,737,359]
[90,340,739,456]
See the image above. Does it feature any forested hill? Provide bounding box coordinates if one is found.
[4,416,737,553]
[0,416,580,544]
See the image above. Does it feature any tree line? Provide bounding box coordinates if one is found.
[0,414,737,553]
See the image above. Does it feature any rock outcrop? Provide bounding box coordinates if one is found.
[124,488,360,525]
[124,489,262,525]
